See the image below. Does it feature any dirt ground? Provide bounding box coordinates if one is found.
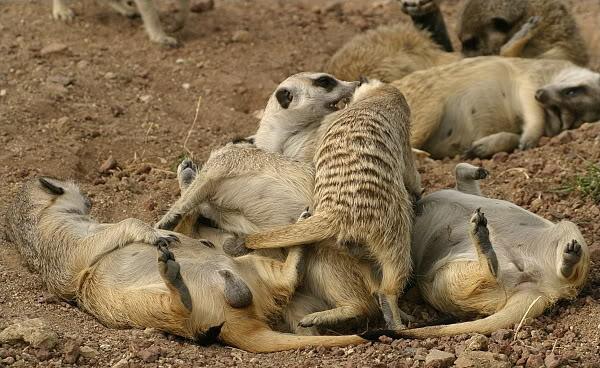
[0,0,599,367]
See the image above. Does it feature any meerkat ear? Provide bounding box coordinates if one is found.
[39,178,65,195]
[275,88,293,109]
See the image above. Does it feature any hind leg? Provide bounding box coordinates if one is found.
[107,0,139,18]
[469,209,499,279]
[560,239,584,279]
[172,0,190,31]
[133,0,179,46]
[455,163,489,196]
[157,242,193,312]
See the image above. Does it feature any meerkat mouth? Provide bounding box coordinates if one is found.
[327,96,352,111]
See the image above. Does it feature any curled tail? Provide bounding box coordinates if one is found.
[379,291,548,339]
[245,214,335,250]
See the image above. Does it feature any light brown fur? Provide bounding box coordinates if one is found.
[459,0,589,65]
[5,177,372,352]
[392,56,600,159]
[223,82,421,330]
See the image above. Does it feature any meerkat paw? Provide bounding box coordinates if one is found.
[177,159,198,190]
[219,270,253,308]
[53,5,75,21]
[150,33,180,47]
[223,235,253,257]
[400,0,440,16]
[560,239,583,278]
[157,242,193,311]
[153,234,180,247]
[518,135,539,151]
[297,207,312,222]
[377,294,409,330]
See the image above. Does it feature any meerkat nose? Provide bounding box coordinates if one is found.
[535,89,548,103]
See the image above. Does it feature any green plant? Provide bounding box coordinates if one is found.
[557,162,600,203]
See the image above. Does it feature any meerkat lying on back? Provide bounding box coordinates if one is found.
[393,163,590,337]
[222,81,422,330]
[327,0,588,82]
[6,177,378,352]
[393,56,600,159]
[52,0,189,46]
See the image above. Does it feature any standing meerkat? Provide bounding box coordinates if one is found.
[458,0,589,66]
[222,81,422,330]
[52,0,190,47]
[388,163,590,337]
[5,177,378,352]
[393,56,600,159]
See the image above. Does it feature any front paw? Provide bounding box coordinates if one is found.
[151,34,180,47]
[154,234,180,248]
[518,136,539,151]
[53,6,75,21]
[223,236,253,257]
[464,143,491,159]
[561,239,583,278]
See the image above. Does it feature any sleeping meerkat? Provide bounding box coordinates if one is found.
[327,0,588,83]
[393,56,600,159]
[252,72,359,161]
[390,163,590,337]
[458,0,589,66]
[5,177,379,352]
[52,0,189,47]
[222,81,422,330]
[157,146,383,333]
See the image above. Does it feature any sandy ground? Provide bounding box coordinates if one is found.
[0,0,599,367]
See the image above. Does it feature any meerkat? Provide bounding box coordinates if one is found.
[458,0,589,66]
[158,145,383,332]
[252,72,359,161]
[392,56,600,159]
[52,0,189,47]
[327,0,588,83]
[385,163,590,337]
[220,81,421,330]
[5,177,380,352]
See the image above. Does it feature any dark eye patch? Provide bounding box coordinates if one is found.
[561,86,587,97]
[462,37,480,52]
[275,88,293,109]
[313,75,338,92]
[491,17,511,33]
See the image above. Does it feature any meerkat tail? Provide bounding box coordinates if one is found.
[388,291,548,338]
[221,322,368,353]
[245,214,334,250]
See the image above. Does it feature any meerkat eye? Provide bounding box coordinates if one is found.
[561,86,586,97]
[462,37,480,52]
[275,88,293,109]
[491,17,511,33]
[313,75,338,91]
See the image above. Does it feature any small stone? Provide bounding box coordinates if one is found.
[40,43,67,55]
[425,349,455,368]
[231,30,251,43]
[0,89,6,97]
[104,72,117,80]
[99,156,118,174]
[525,354,544,368]
[63,340,80,364]
[323,0,343,14]
[490,329,513,342]
[136,164,152,174]
[544,353,562,368]
[455,351,511,368]
[182,83,191,90]
[112,358,129,368]
[77,60,88,69]
[529,197,543,212]
[0,318,58,349]
[492,151,508,162]
[379,335,393,344]
[465,334,488,351]
[555,130,574,144]
[190,0,214,13]
[34,347,51,361]
[47,75,74,86]
[137,346,161,363]
[79,346,98,359]
[176,58,186,64]
[139,94,152,103]
[2,357,15,365]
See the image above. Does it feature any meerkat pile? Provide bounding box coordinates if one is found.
[4,0,597,354]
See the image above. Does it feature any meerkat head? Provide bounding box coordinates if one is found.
[32,177,92,215]
[263,72,359,128]
[535,67,600,135]
[458,0,528,57]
